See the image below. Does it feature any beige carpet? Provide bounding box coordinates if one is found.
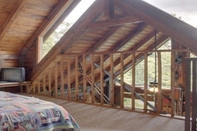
[24,94,184,131]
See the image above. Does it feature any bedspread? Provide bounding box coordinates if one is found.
[0,91,80,131]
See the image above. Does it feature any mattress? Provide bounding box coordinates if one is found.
[0,91,80,131]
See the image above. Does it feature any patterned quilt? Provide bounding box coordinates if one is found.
[0,91,80,131]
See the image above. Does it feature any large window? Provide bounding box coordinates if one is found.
[42,0,95,57]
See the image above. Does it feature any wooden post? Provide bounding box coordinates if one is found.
[75,55,79,100]
[100,54,104,105]
[120,53,124,108]
[55,62,58,97]
[144,53,148,112]
[43,74,46,95]
[38,80,40,94]
[185,58,191,131]
[110,54,114,106]
[132,53,135,111]
[32,83,35,94]
[171,51,175,117]
[67,55,71,100]
[48,67,51,96]
[83,55,86,102]
[61,56,64,98]
[91,54,95,103]
[192,60,197,131]
[157,51,162,114]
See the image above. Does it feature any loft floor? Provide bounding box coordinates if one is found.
[23,94,184,131]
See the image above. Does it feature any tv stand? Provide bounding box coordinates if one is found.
[0,81,31,93]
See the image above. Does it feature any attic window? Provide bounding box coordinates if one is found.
[42,0,95,58]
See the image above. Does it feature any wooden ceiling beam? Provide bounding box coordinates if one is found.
[20,0,73,55]
[89,26,122,52]
[104,0,114,19]
[116,0,197,52]
[87,15,141,29]
[111,22,146,51]
[0,0,27,41]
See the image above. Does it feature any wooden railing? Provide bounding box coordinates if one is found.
[28,49,194,117]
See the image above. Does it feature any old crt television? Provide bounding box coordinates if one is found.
[1,67,25,82]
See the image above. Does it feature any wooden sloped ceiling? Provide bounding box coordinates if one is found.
[30,0,169,83]
[0,0,79,69]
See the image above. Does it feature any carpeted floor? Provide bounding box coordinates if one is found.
[24,94,184,131]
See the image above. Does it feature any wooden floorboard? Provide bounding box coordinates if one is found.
[23,94,184,131]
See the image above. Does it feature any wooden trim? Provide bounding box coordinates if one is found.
[120,53,124,108]
[0,0,27,40]
[36,36,43,64]
[132,53,135,111]
[21,0,72,55]
[144,53,148,112]
[87,16,141,29]
[110,54,114,106]
[100,54,104,105]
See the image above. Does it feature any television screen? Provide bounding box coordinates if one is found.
[1,68,25,82]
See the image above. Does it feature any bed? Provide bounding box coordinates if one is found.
[0,91,80,131]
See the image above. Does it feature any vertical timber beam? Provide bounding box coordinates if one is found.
[144,53,148,112]
[100,54,104,105]
[48,67,52,96]
[192,60,197,131]
[83,55,86,102]
[91,54,95,103]
[67,56,71,100]
[132,53,135,111]
[75,55,79,100]
[157,51,162,114]
[120,53,124,108]
[43,74,46,95]
[55,62,58,97]
[38,80,40,94]
[61,56,64,98]
[104,0,114,19]
[110,54,114,106]
[185,59,191,131]
[171,50,175,117]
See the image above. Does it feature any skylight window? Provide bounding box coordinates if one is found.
[42,0,95,57]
